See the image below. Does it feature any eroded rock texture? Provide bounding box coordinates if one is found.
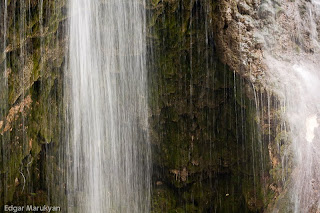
[0,0,67,207]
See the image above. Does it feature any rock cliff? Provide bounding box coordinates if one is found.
[1,0,310,211]
[0,0,67,206]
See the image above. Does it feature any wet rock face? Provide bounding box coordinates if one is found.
[216,0,320,211]
[0,0,67,206]
[149,0,271,211]
[213,0,265,83]
[258,0,320,56]
[255,1,320,211]
[0,0,294,211]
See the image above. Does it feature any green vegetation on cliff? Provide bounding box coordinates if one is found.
[149,0,271,212]
[0,0,67,207]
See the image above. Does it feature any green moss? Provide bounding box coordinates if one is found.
[1,0,66,206]
[151,187,176,213]
[150,0,272,211]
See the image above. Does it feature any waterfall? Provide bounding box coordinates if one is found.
[260,0,320,211]
[65,0,150,212]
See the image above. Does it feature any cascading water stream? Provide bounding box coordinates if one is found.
[65,0,150,212]
[261,0,320,211]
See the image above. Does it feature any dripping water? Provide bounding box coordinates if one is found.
[0,0,8,204]
[261,0,320,211]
